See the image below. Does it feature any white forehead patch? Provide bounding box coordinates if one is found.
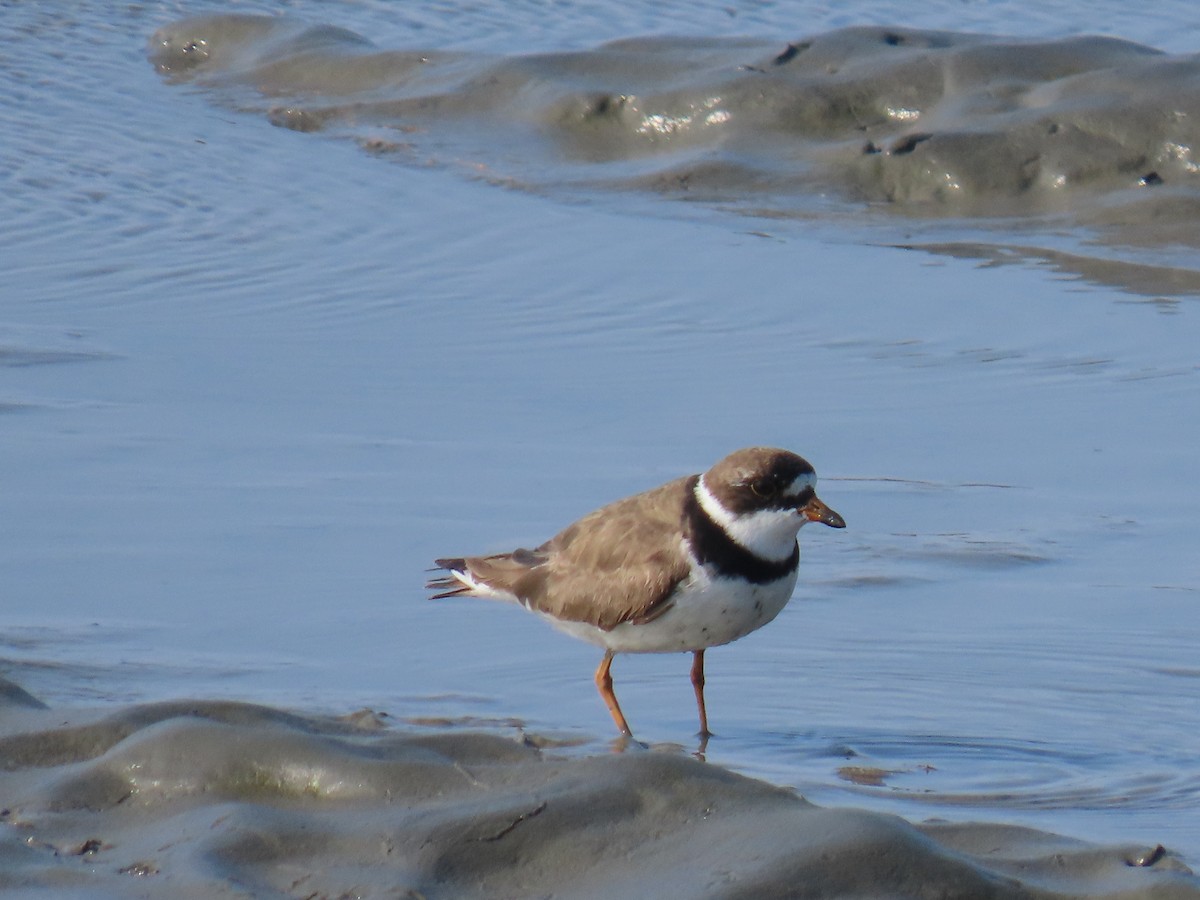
[696,476,805,563]
[783,470,817,498]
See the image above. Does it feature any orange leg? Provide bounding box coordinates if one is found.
[595,650,633,736]
[691,649,712,738]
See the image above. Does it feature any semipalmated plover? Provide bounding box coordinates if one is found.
[428,447,844,738]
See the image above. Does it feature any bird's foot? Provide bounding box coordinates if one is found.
[608,733,648,753]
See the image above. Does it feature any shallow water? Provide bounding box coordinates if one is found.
[2,0,1199,870]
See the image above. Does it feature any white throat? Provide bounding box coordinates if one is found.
[696,476,803,563]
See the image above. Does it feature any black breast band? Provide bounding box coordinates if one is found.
[682,475,799,584]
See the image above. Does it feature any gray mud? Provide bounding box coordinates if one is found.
[1,678,1196,898]
[149,15,1200,249]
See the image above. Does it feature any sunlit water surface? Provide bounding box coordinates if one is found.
[2,0,1198,864]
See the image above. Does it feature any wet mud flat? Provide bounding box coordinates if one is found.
[2,7,1194,896]
[1,678,1196,898]
[148,14,1200,252]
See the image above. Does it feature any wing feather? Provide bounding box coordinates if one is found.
[514,477,693,629]
[428,477,694,631]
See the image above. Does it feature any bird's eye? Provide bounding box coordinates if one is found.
[750,480,776,498]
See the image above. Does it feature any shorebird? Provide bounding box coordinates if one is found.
[428,447,844,737]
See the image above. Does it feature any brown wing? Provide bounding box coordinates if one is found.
[508,476,695,630]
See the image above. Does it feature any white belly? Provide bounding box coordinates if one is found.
[539,564,799,653]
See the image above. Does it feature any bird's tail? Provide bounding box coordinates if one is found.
[426,550,546,601]
[426,557,473,599]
